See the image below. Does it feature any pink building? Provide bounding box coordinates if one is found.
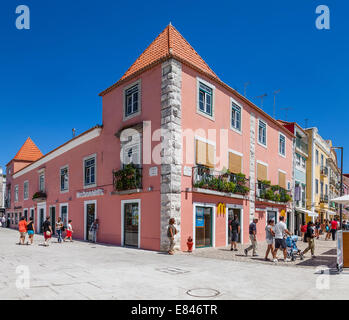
[5,25,294,251]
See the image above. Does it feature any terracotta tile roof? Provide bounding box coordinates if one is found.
[13,137,43,162]
[100,24,219,96]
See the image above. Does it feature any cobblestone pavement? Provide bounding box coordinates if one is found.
[1,228,348,300]
[191,235,337,268]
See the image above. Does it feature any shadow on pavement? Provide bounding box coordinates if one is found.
[296,255,336,268]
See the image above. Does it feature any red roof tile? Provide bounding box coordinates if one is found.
[100,24,219,96]
[13,137,43,162]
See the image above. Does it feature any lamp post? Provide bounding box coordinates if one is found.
[331,146,344,229]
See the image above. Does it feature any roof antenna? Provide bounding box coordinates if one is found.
[280,107,293,121]
[255,93,268,108]
[72,128,76,138]
[243,82,250,97]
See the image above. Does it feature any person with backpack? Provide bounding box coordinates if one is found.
[56,217,63,243]
[167,218,178,255]
[230,214,240,251]
[26,217,35,245]
[301,221,316,259]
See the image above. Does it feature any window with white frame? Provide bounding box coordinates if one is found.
[60,167,69,192]
[124,82,140,118]
[279,133,286,156]
[258,120,267,146]
[315,149,319,165]
[39,173,45,192]
[315,179,319,194]
[231,102,241,132]
[123,143,141,168]
[84,156,96,187]
[23,181,29,200]
[198,81,213,116]
[14,185,19,202]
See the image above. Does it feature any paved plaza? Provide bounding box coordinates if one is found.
[0,228,349,300]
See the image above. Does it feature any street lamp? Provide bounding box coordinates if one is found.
[331,146,344,229]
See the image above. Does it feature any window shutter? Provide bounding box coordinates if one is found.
[278,171,286,189]
[228,152,242,173]
[196,140,207,166]
[257,163,267,181]
[196,140,215,168]
[206,144,215,168]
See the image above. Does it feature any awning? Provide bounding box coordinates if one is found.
[330,195,349,205]
[295,207,318,217]
[326,210,337,216]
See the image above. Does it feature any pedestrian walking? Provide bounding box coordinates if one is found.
[167,218,177,255]
[330,219,338,241]
[273,216,292,262]
[325,221,331,240]
[64,220,73,242]
[301,221,316,259]
[264,219,276,261]
[56,217,63,243]
[89,219,99,243]
[26,217,35,245]
[43,216,52,246]
[315,219,321,239]
[301,223,307,240]
[1,215,5,228]
[18,217,27,245]
[244,218,258,257]
[230,214,240,251]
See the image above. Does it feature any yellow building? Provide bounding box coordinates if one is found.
[305,128,336,223]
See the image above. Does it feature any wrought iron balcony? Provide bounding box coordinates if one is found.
[320,166,328,176]
[113,164,142,191]
[320,194,329,203]
[192,165,250,195]
[330,176,336,186]
[256,181,292,203]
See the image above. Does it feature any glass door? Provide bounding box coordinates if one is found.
[195,206,213,248]
[86,203,96,240]
[61,205,68,228]
[124,203,139,247]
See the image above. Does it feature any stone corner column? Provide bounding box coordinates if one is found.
[160,58,182,252]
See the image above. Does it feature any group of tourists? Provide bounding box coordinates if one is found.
[17,216,99,246]
[228,214,338,263]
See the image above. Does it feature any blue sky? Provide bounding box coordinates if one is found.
[0,0,348,171]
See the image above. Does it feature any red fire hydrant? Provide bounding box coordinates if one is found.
[187,236,193,253]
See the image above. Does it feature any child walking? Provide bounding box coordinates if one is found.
[64,220,73,242]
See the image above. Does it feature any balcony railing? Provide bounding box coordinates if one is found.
[320,166,328,176]
[296,138,308,154]
[32,191,47,202]
[320,194,329,203]
[330,176,336,186]
[256,181,292,203]
[4,199,10,209]
[192,166,250,195]
[113,164,142,191]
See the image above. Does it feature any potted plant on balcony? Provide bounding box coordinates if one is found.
[32,191,47,202]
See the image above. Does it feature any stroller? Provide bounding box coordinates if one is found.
[286,235,304,261]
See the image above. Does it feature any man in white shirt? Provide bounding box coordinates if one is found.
[273,216,292,262]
